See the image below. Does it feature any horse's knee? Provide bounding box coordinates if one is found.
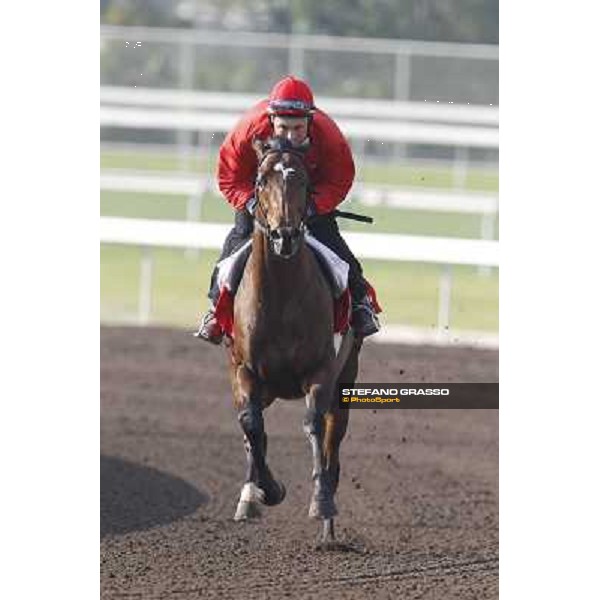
[303,407,322,437]
[238,403,263,437]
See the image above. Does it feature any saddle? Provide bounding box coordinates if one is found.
[213,236,352,338]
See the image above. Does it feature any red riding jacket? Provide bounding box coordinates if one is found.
[216,100,355,215]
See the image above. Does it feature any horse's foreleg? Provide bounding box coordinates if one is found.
[318,407,350,542]
[233,366,285,521]
[242,431,267,483]
[304,381,337,521]
[311,340,359,541]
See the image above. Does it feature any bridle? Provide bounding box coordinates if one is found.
[253,147,310,250]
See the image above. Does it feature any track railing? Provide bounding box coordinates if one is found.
[100,216,498,331]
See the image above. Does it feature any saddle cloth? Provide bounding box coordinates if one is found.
[213,234,352,338]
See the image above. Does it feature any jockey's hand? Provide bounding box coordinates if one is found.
[245,196,258,216]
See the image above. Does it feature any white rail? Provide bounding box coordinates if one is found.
[100,217,497,266]
[100,217,498,327]
[100,105,498,148]
[100,169,498,216]
[101,25,499,60]
[101,170,207,196]
[101,86,499,126]
[355,185,498,215]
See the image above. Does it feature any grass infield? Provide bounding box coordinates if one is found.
[101,246,498,332]
[100,149,498,331]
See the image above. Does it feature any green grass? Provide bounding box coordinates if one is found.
[100,148,498,331]
[101,245,498,332]
[101,191,191,221]
[363,260,498,331]
[358,162,498,191]
[101,149,212,173]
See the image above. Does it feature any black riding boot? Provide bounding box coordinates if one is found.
[307,214,380,337]
[195,210,254,344]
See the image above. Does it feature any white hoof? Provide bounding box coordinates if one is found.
[234,500,262,521]
[233,483,265,521]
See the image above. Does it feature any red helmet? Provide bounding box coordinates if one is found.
[267,76,315,117]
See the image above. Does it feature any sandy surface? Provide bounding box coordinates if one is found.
[101,326,498,599]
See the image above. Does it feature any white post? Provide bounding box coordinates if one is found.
[184,186,203,260]
[453,146,468,190]
[138,246,154,325]
[186,190,202,222]
[178,37,194,171]
[394,50,411,101]
[394,51,411,163]
[184,127,211,259]
[437,264,452,336]
[478,210,495,276]
[288,39,305,77]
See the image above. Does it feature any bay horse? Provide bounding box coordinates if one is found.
[226,136,362,543]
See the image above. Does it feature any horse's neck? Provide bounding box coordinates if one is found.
[250,231,311,296]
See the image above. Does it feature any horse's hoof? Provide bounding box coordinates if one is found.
[308,496,337,519]
[322,518,335,543]
[262,480,286,507]
[234,482,265,520]
[234,500,262,521]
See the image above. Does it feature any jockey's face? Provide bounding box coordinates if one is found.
[272,116,309,147]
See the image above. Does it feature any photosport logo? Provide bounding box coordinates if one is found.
[337,383,499,409]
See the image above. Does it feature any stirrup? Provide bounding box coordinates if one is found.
[194,308,224,345]
[351,299,380,338]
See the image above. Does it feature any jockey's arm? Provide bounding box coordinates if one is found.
[217,119,260,211]
[310,122,355,215]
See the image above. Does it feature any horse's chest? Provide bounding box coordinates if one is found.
[234,250,333,374]
[256,320,313,367]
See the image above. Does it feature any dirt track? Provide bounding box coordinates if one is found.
[101,326,498,599]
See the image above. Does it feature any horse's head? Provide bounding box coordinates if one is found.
[252,136,310,259]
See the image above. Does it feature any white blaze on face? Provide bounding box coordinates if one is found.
[273,161,296,180]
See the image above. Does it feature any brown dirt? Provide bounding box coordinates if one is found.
[101,326,498,599]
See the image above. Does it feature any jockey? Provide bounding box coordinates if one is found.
[196,75,380,344]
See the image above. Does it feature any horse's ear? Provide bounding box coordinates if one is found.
[252,137,267,160]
